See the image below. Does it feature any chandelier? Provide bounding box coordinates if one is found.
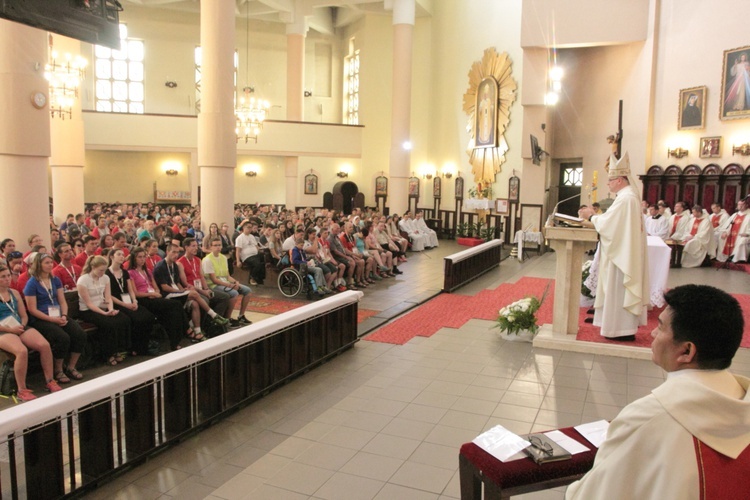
[44,35,87,119]
[235,3,270,143]
[235,86,270,143]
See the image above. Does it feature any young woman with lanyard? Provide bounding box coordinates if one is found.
[24,253,86,383]
[0,265,61,401]
[127,248,190,351]
[106,249,157,356]
[77,256,131,366]
[145,240,163,273]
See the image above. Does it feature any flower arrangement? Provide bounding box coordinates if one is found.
[581,260,594,299]
[496,283,550,336]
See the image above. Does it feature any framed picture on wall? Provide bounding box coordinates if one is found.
[433,177,441,198]
[408,176,420,198]
[720,45,750,120]
[304,173,318,195]
[455,176,464,200]
[678,86,706,130]
[520,204,543,233]
[495,198,509,216]
[700,136,722,158]
[509,175,520,202]
[375,176,388,196]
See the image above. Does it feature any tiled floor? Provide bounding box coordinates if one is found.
[87,244,750,499]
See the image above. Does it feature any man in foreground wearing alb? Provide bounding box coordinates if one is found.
[566,284,750,499]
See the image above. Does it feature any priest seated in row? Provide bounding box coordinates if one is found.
[675,205,714,268]
[644,204,669,240]
[716,197,750,263]
[566,284,750,499]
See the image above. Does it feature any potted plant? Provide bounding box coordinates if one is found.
[580,260,595,307]
[457,221,486,247]
[456,222,469,238]
[495,284,550,342]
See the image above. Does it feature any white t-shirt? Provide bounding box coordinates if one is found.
[235,233,259,261]
[282,235,296,251]
[76,273,109,311]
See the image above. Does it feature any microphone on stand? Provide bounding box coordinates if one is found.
[546,193,582,226]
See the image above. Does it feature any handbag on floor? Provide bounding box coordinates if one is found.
[0,360,16,397]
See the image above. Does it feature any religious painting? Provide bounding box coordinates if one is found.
[304,173,318,195]
[375,175,388,196]
[455,176,464,200]
[495,198,509,216]
[700,136,722,158]
[474,76,498,148]
[720,45,750,120]
[408,176,420,198]
[433,177,441,198]
[508,175,520,202]
[678,86,706,130]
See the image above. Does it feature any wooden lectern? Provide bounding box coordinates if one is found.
[544,226,599,334]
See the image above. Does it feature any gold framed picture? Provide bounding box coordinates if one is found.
[699,136,722,158]
[678,86,706,130]
[720,45,750,120]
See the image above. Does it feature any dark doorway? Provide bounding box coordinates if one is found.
[332,181,359,214]
[557,162,583,216]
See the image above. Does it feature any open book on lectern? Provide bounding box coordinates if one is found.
[551,213,584,227]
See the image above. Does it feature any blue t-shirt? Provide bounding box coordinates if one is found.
[23,276,62,315]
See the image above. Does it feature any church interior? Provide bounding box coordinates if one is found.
[1,0,750,498]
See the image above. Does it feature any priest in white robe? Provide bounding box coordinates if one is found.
[716,198,750,263]
[578,153,648,340]
[397,213,426,251]
[667,201,691,240]
[414,212,439,248]
[680,205,715,268]
[708,203,729,257]
[644,204,670,240]
[566,284,750,500]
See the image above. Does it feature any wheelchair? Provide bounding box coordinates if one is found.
[277,262,316,300]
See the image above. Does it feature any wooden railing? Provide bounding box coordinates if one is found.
[0,292,362,499]
[443,240,502,292]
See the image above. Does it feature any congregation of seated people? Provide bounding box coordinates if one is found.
[0,201,435,401]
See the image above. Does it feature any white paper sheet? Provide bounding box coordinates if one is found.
[473,425,532,462]
[544,430,590,455]
[574,420,610,448]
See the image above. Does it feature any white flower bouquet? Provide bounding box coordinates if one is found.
[496,284,550,336]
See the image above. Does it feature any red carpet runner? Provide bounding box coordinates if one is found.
[364,277,750,348]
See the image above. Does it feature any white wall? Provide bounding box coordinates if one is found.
[650,0,750,168]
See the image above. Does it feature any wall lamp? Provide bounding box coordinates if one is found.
[243,164,259,177]
[732,143,750,156]
[423,173,433,180]
[667,147,688,159]
[337,171,349,178]
[444,172,453,179]
[245,170,257,177]
[165,168,178,176]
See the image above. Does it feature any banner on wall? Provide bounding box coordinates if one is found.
[156,190,191,201]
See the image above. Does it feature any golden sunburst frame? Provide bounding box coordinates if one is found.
[462,48,517,185]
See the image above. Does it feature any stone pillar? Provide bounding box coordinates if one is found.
[198,0,236,231]
[50,36,86,226]
[284,18,307,210]
[0,20,52,250]
[387,0,415,215]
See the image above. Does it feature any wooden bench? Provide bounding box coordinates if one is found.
[459,427,597,499]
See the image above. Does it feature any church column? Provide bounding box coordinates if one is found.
[387,0,415,215]
[284,16,308,210]
[50,35,85,226]
[0,20,52,249]
[198,0,236,230]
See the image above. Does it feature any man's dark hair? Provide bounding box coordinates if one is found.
[182,237,196,248]
[0,239,13,252]
[663,285,744,370]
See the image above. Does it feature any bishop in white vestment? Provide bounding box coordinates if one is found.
[578,153,648,340]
